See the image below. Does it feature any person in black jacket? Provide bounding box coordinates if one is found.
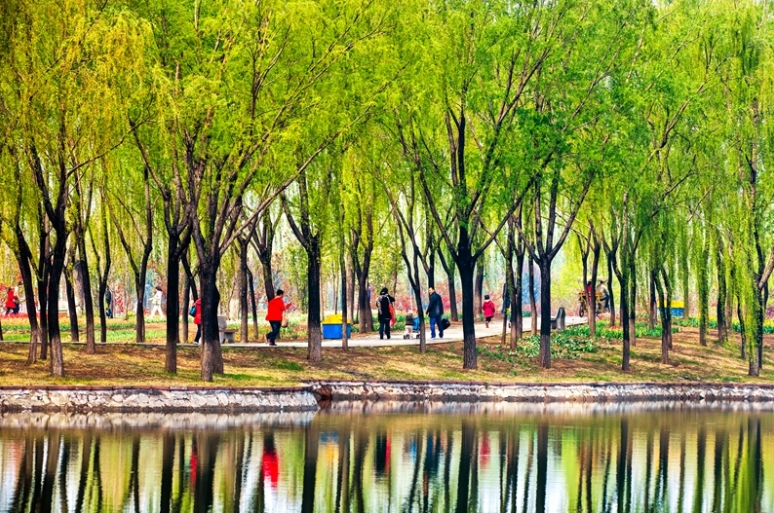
[425,287,444,339]
[376,287,395,340]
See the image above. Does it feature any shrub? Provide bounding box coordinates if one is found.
[478,331,597,362]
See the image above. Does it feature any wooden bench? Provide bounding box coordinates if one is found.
[217,316,236,343]
[550,307,566,331]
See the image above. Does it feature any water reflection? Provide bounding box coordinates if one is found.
[0,403,772,512]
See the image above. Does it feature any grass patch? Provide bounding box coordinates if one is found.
[270,359,305,372]
[0,321,771,386]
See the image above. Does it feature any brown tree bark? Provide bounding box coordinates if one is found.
[438,251,459,322]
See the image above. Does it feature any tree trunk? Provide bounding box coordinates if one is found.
[199,264,224,381]
[306,237,323,363]
[48,244,66,377]
[239,237,249,344]
[716,236,727,344]
[347,264,355,324]
[258,252,275,302]
[529,261,538,336]
[698,235,709,347]
[183,273,191,344]
[458,259,477,369]
[589,240,600,337]
[248,268,259,340]
[475,263,484,321]
[38,268,49,361]
[607,253,616,327]
[538,260,552,369]
[512,249,524,346]
[134,269,146,343]
[411,248,427,354]
[655,271,669,365]
[15,229,41,364]
[76,248,96,354]
[502,235,515,348]
[339,219,349,352]
[94,212,111,345]
[619,272,630,372]
[439,252,459,322]
[749,287,763,377]
[427,251,436,289]
[648,271,657,332]
[165,235,181,373]
[628,257,637,348]
[760,284,767,370]
[357,274,372,333]
[65,267,79,343]
[73,167,97,353]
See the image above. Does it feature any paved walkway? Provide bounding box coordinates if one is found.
[227,315,587,348]
[9,316,586,348]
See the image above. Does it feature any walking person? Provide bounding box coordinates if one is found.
[150,286,164,318]
[376,287,395,340]
[265,289,290,346]
[105,285,113,318]
[4,287,18,316]
[192,298,202,344]
[598,280,609,312]
[426,287,444,339]
[482,294,496,328]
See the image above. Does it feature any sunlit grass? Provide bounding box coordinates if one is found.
[0,324,770,386]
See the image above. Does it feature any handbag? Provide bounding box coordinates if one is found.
[281,311,288,328]
[189,305,196,317]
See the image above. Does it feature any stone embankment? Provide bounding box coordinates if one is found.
[308,381,774,404]
[1,381,773,413]
[0,386,317,413]
[0,410,316,431]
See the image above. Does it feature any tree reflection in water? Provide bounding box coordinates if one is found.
[0,404,771,512]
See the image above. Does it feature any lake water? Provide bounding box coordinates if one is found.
[0,402,771,512]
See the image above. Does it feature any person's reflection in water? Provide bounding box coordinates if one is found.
[423,430,442,500]
[480,432,491,468]
[262,434,279,489]
[189,438,198,488]
[375,431,390,477]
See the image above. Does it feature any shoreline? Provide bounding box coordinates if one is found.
[1,381,773,412]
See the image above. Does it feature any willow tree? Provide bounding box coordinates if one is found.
[392,0,571,369]
[132,0,390,377]
[282,163,335,363]
[128,107,193,370]
[0,150,46,363]
[715,0,774,376]
[346,163,376,333]
[517,0,649,369]
[0,0,147,376]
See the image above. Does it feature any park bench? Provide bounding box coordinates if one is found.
[550,307,566,331]
[218,316,236,343]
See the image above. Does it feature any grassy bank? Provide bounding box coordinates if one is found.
[0,323,772,386]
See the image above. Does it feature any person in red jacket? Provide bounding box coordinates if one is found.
[193,298,202,344]
[482,294,496,328]
[265,289,290,346]
[4,288,18,316]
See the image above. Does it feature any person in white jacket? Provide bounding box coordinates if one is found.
[150,286,164,318]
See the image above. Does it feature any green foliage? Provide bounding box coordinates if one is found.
[478,332,597,363]
[673,316,774,335]
[564,322,679,340]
